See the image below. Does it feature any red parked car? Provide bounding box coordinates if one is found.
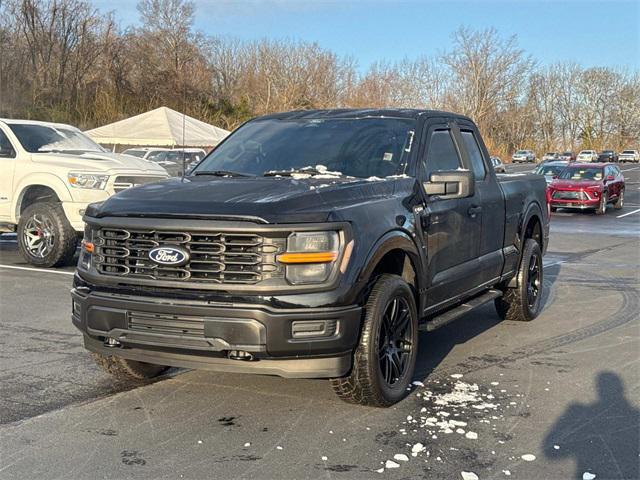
[548,163,625,214]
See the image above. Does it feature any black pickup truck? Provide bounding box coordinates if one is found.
[72,109,549,407]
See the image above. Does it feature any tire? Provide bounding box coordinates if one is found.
[614,189,624,210]
[17,202,78,267]
[91,352,169,381]
[330,274,418,407]
[595,192,607,215]
[495,238,543,322]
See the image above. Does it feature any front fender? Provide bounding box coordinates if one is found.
[351,229,425,305]
[12,174,73,222]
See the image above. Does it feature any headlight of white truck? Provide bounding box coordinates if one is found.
[68,172,109,190]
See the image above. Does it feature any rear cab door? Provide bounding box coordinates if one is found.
[456,119,507,285]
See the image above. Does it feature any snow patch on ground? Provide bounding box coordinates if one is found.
[521,454,536,461]
[461,472,479,480]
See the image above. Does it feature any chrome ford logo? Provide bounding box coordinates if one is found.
[148,246,189,266]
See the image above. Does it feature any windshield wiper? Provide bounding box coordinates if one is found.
[193,170,253,177]
[264,167,336,177]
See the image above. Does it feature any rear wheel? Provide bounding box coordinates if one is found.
[331,274,418,407]
[614,189,624,210]
[17,202,78,267]
[495,238,543,322]
[91,352,169,381]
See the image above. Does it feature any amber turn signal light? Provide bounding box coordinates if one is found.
[82,240,95,253]
[277,252,337,264]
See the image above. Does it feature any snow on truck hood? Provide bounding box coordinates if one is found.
[32,150,167,175]
[89,175,411,223]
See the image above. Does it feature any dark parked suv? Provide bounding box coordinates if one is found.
[72,109,549,406]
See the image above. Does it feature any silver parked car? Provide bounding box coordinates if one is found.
[512,149,536,163]
[619,150,639,163]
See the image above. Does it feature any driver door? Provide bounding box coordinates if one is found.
[0,127,17,221]
[417,120,482,313]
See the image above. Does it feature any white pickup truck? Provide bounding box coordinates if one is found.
[0,119,168,267]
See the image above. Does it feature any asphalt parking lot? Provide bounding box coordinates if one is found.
[1,163,639,480]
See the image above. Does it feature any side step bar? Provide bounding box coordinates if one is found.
[420,289,503,332]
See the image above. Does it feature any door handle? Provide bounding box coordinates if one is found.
[468,205,482,218]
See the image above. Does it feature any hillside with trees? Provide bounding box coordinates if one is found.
[1,0,638,156]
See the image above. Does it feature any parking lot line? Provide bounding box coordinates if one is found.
[616,208,640,219]
[0,264,74,276]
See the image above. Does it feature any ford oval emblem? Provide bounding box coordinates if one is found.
[148,246,189,266]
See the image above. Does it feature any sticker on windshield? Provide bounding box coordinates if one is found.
[383,152,393,162]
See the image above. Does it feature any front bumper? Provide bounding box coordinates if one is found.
[71,288,362,378]
[551,199,600,209]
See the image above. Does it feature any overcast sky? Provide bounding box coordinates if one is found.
[95,0,640,71]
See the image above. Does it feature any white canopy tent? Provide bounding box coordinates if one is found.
[85,106,229,148]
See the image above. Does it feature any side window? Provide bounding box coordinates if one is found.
[0,129,16,158]
[424,129,461,180]
[460,130,487,180]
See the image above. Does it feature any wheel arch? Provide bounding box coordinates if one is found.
[12,176,72,223]
[356,230,424,308]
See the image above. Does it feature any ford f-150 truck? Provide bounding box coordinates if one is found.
[72,109,549,407]
[0,119,168,267]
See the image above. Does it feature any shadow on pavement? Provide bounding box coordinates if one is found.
[543,371,639,479]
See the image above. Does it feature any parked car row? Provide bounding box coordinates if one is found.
[520,149,639,165]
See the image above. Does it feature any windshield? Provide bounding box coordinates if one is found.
[536,164,566,176]
[193,118,415,178]
[622,150,635,154]
[8,123,105,153]
[123,149,146,158]
[515,150,528,154]
[559,167,604,181]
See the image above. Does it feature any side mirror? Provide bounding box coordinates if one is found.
[423,170,474,200]
[0,147,16,158]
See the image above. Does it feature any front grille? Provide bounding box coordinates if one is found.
[113,176,166,193]
[94,228,282,284]
[552,190,587,200]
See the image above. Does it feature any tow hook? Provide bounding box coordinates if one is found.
[228,350,253,361]
[104,337,121,348]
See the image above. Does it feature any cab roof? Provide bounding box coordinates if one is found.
[257,108,473,122]
[0,118,77,129]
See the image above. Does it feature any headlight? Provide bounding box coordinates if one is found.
[68,172,109,189]
[277,231,340,285]
[79,225,94,270]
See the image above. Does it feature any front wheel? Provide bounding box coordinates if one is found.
[595,192,608,215]
[331,274,418,407]
[17,202,78,267]
[495,238,543,322]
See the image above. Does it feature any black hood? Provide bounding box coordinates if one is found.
[88,176,407,224]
